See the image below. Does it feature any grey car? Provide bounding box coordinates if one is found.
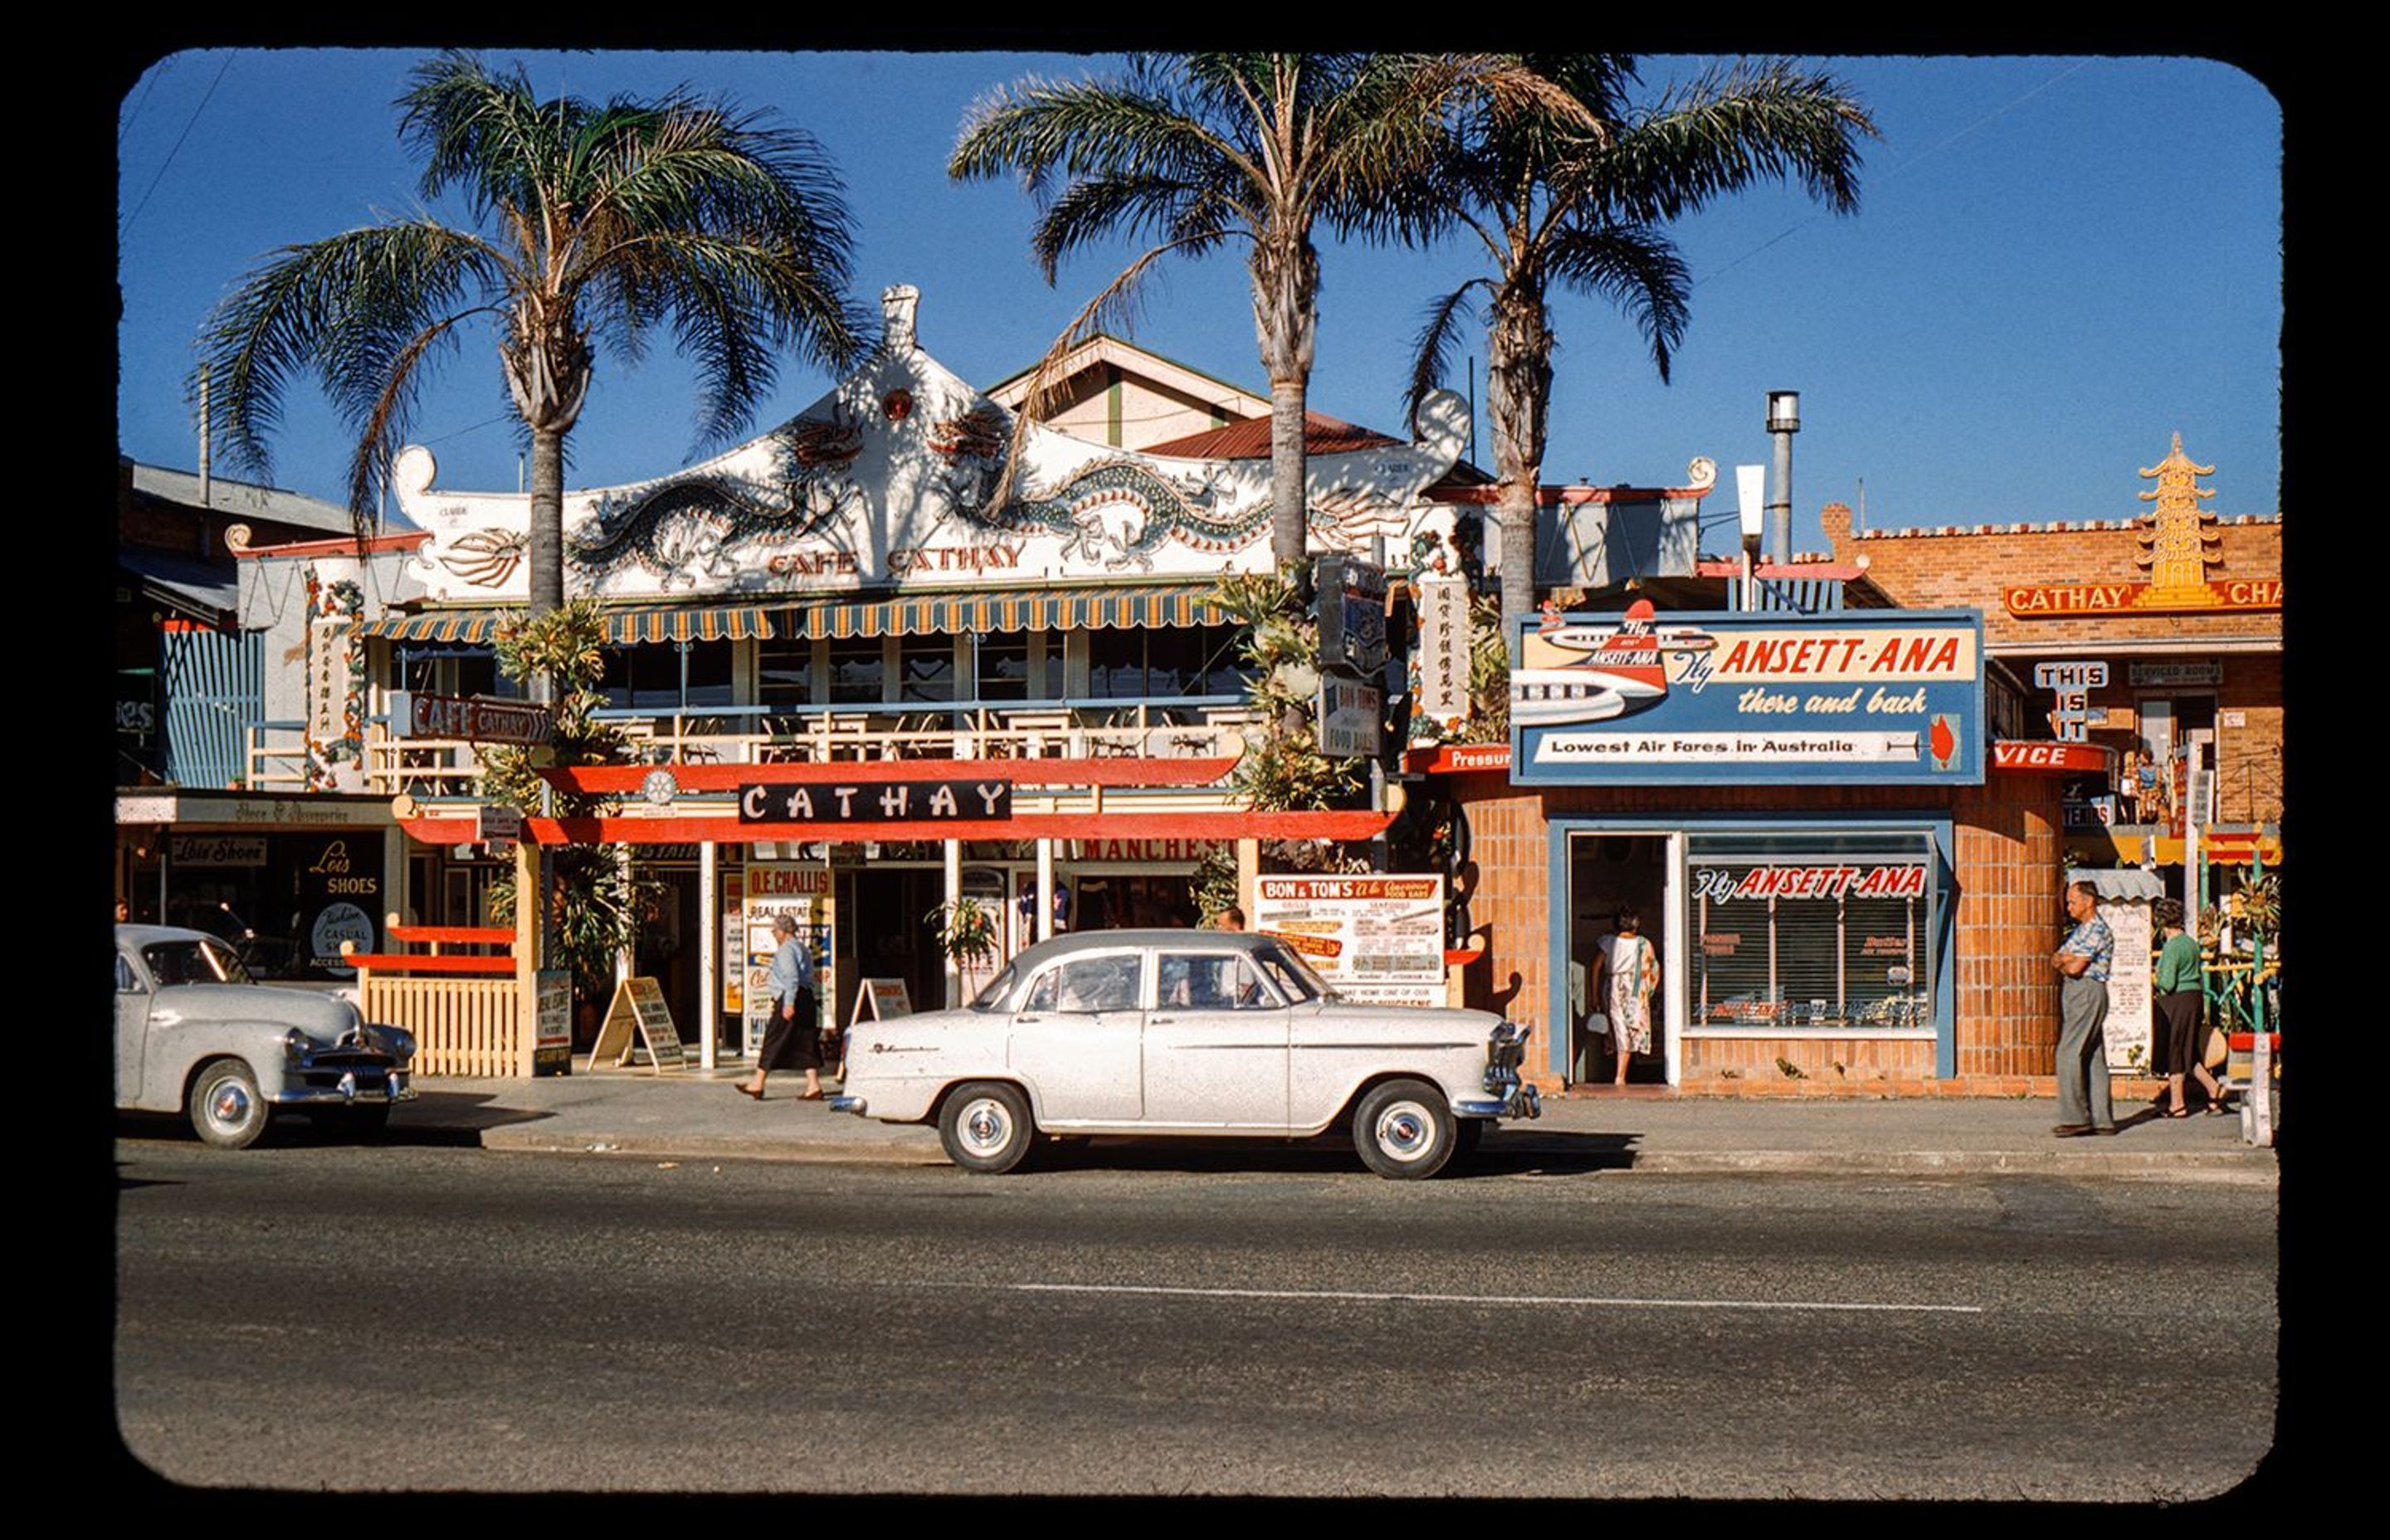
[115,924,417,1148]
[832,928,1538,1177]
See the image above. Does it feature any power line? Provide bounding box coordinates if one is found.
[120,51,237,242]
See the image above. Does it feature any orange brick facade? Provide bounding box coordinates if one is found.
[1448,772,2066,1094]
[1823,499,2282,828]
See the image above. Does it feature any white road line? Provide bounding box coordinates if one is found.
[917,1281,1983,1314]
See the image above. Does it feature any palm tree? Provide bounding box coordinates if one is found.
[197,51,863,620]
[953,53,1550,574]
[1403,56,1876,635]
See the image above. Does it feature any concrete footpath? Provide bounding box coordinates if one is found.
[389,1067,2279,1181]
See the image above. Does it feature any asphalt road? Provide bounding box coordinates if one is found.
[113,1139,2277,1499]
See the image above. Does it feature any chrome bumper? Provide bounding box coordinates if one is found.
[272,1068,414,1105]
[1454,1082,1541,1121]
[827,1094,867,1115]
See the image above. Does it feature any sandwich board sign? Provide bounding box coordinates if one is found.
[587,976,684,1072]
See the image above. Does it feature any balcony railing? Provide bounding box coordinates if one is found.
[246,698,1261,797]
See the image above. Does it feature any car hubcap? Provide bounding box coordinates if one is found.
[210,1081,252,1129]
[961,1099,1011,1156]
[1374,1102,1432,1160]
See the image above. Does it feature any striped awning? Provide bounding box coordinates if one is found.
[364,606,778,646]
[778,584,1227,640]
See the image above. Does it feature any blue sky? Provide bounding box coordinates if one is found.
[115,50,2283,553]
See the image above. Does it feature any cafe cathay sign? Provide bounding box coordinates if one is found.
[2002,433,2280,619]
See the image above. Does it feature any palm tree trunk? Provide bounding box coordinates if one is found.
[1268,376,1309,571]
[526,425,567,620]
[1486,286,1554,638]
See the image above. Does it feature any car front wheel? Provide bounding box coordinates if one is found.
[939,1082,1036,1174]
[1353,1078,1456,1180]
[189,1060,270,1150]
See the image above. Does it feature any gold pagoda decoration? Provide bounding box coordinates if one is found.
[2133,431,2224,604]
[2002,431,2279,618]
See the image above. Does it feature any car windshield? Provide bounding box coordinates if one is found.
[1251,942,1331,1002]
[969,960,1022,1011]
[141,938,254,987]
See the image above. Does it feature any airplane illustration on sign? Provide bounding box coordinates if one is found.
[1510,599,1716,727]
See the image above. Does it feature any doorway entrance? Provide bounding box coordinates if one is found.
[1565,832,1672,1085]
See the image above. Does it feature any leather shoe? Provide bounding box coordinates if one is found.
[2091,1126,2119,1136]
[2051,1123,2095,1138]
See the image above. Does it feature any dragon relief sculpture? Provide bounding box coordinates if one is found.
[561,417,866,587]
[961,457,1266,569]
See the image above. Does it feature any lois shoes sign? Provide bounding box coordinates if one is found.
[1511,603,1983,785]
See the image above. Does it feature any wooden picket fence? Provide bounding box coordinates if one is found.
[344,923,528,1077]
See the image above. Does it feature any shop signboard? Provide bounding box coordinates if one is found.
[1314,554,1388,675]
[1253,875,1446,1006]
[2102,899,2154,1074]
[534,970,573,1075]
[1316,675,1383,758]
[1414,573,1472,727]
[1511,604,1984,785]
[741,864,834,1059]
[298,836,382,975]
[400,690,554,746]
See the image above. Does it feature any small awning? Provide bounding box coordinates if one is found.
[120,548,238,626]
[363,605,778,646]
[777,584,1227,640]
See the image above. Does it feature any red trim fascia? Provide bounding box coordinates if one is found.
[1404,743,1512,776]
[1690,559,1870,580]
[1427,483,1706,505]
[519,809,1393,846]
[231,530,432,559]
[386,924,515,946]
[1990,740,2113,775]
[342,953,515,974]
[547,755,1237,795]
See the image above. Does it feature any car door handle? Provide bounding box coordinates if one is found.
[1149,1015,1178,1026]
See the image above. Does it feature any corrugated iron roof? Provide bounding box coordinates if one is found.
[1143,412,1400,460]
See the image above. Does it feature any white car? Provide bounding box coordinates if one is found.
[831,929,1537,1177]
[115,924,417,1149]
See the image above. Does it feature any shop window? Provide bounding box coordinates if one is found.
[898,636,956,702]
[973,633,1041,700]
[599,641,731,711]
[1686,831,1934,1031]
[827,637,885,704]
[396,646,508,699]
[1087,624,1248,699]
[758,636,816,709]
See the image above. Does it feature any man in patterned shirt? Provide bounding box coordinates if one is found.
[2051,880,2117,1137]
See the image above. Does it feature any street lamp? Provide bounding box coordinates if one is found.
[1765,390,1800,566]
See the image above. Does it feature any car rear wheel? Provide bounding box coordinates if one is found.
[1353,1078,1456,1180]
[189,1060,270,1150]
[939,1082,1036,1174]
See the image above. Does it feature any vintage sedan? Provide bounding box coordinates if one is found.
[831,929,1538,1177]
[114,924,417,1148]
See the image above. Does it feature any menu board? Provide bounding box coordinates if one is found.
[1253,875,1446,1007]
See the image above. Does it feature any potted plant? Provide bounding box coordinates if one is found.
[929,896,1002,1002]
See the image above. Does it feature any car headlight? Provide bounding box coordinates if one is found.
[283,1028,315,1062]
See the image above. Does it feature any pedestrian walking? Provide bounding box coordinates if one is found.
[2051,880,2117,1137]
[1595,908,1659,1087]
[739,914,822,1101]
[2151,897,2228,1116]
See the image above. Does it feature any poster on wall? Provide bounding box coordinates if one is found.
[741,864,834,1058]
[1253,875,1446,1006]
[2103,898,2154,1074]
[534,970,573,1075]
[1511,602,1984,786]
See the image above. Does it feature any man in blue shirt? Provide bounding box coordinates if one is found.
[2051,880,2117,1137]
[739,913,822,1101]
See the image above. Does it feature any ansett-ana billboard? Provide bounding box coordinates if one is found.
[1510,602,1984,785]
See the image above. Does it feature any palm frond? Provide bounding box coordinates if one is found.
[1029,172,1232,281]
[193,222,507,492]
[951,72,1246,197]
[1594,60,1877,224]
[1543,222,1690,383]
[1404,280,1490,419]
